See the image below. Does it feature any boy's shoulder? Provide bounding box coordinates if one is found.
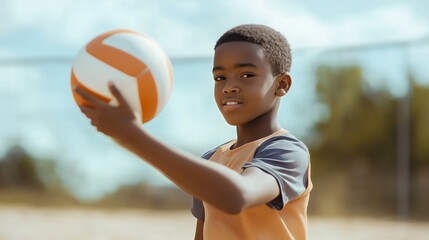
[201,140,232,159]
[201,148,217,160]
[256,132,309,155]
[201,132,308,160]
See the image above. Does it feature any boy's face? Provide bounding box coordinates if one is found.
[212,41,282,126]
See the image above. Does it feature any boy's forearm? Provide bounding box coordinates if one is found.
[118,122,247,214]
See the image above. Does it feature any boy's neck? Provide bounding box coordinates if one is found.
[233,114,282,149]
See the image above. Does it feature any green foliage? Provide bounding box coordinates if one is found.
[411,82,429,166]
[0,145,44,189]
[310,65,398,216]
[310,65,429,219]
[314,65,397,165]
[0,145,191,209]
[0,144,65,192]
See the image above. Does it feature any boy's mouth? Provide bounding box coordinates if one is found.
[224,101,239,105]
[221,99,242,111]
[222,99,242,106]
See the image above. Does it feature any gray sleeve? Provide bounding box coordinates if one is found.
[242,134,309,210]
[191,196,205,220]
[190,148,217,220]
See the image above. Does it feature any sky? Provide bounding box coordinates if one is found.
[1,0,429,59]
[1,0,429,200]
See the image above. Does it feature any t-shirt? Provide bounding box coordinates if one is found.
[191,129,312,240]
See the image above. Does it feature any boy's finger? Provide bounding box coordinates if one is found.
[108,82,128,106]
[73,85,103,107]
[80,105,97,119]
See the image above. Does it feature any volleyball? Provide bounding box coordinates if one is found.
[71,29,173,123]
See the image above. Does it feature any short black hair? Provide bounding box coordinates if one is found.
[215,24,292,75]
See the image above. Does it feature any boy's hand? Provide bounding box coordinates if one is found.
[73,82,138,141]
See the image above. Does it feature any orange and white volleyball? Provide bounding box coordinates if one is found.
[71,29,174,123]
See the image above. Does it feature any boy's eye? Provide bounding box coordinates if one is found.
[214,76,225,81]
[241,73,255,78]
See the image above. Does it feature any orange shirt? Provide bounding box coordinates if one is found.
[192,129,312,240]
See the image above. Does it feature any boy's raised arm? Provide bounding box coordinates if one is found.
[74,83,280,214]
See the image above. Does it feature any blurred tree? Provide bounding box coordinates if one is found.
[410,82,429,166]
[310,65,397,216]
[314,65,397,163]
[0,145,44,189]
[310,65,429,219]
[0,145,80,206]
[410,82,429,219]
[0,145,63,193]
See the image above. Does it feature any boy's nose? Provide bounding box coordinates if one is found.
[223,86,240,94]
[223,80,240,94]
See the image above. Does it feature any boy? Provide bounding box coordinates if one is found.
[75,24,312,240]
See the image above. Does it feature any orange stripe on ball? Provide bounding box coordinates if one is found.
[86,30,147,77]
[137,70,159,123]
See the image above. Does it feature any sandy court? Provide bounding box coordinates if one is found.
[0,205,428,240]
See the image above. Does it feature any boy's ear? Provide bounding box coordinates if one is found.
[275,73,292,97]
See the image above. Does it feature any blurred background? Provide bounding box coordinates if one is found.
[1,0,428,239]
